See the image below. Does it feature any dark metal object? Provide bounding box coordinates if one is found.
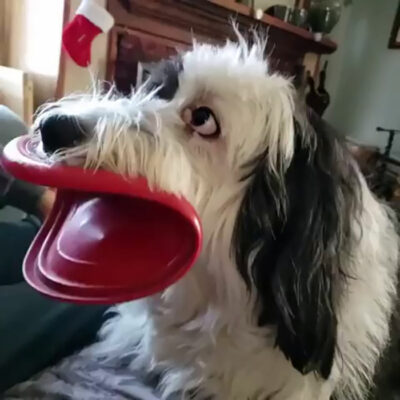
[373,127,400,200]
[377,126,400,160]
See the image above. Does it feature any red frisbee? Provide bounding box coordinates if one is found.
[1,136,202,304]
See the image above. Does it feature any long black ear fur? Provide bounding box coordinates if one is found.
[233,115,361,379]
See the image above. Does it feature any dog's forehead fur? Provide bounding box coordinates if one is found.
[151,39,292,113]
[149,39,272,101]
[181,40,269,95]
[154,40,298,174]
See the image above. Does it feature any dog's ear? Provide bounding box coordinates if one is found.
[233,119,359,379]
[145,57,183,101]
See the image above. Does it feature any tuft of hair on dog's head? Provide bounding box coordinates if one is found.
[232,107,363,379]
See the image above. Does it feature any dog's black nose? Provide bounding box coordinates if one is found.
[40,114,86,153]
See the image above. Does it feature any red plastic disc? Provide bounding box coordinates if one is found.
[1,136,202,304]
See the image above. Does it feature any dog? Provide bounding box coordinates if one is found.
[35,34,399,400]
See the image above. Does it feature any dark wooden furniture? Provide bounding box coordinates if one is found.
[106,0,337,94]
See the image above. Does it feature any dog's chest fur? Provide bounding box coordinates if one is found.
[138,252,325,400]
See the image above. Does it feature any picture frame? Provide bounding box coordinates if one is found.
[389,1,400,49]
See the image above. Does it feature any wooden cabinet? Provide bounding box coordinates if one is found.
[106,0,337,93]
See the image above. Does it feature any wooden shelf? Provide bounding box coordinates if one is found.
[207,0,337,54]
[112,0,336,55]
[207,0,253,16]
[108,0,337,87]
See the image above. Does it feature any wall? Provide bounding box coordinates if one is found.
[1,0,107,105]
[325,0,400,156]
[5,0,64,108]
[320,3,353,102]
[254,0,295,9]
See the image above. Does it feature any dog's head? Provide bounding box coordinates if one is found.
[35,36,360,380]
[36,36,296,201]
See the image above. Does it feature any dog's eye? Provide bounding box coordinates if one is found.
[182,106,220,138]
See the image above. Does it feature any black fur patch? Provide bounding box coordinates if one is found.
[146,57,183,101]
[232,114,361,379]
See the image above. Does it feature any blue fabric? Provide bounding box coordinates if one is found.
[0,284,106,392]
[0,105,28,145]
[0,105,44,216]
[0,215,107,393]
[0,216,39,285]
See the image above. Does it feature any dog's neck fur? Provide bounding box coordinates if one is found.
[89,177,397,400]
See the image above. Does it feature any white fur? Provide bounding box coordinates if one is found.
[34,36,398,400]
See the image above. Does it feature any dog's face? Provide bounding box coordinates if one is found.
[36,38,361,383]
[36,39,295,203]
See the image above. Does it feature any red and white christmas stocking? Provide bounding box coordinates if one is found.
[62,0,114,67]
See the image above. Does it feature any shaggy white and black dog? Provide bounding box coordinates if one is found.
[35,35,399,400]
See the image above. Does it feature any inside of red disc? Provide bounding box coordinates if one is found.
[1,136,202,304]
